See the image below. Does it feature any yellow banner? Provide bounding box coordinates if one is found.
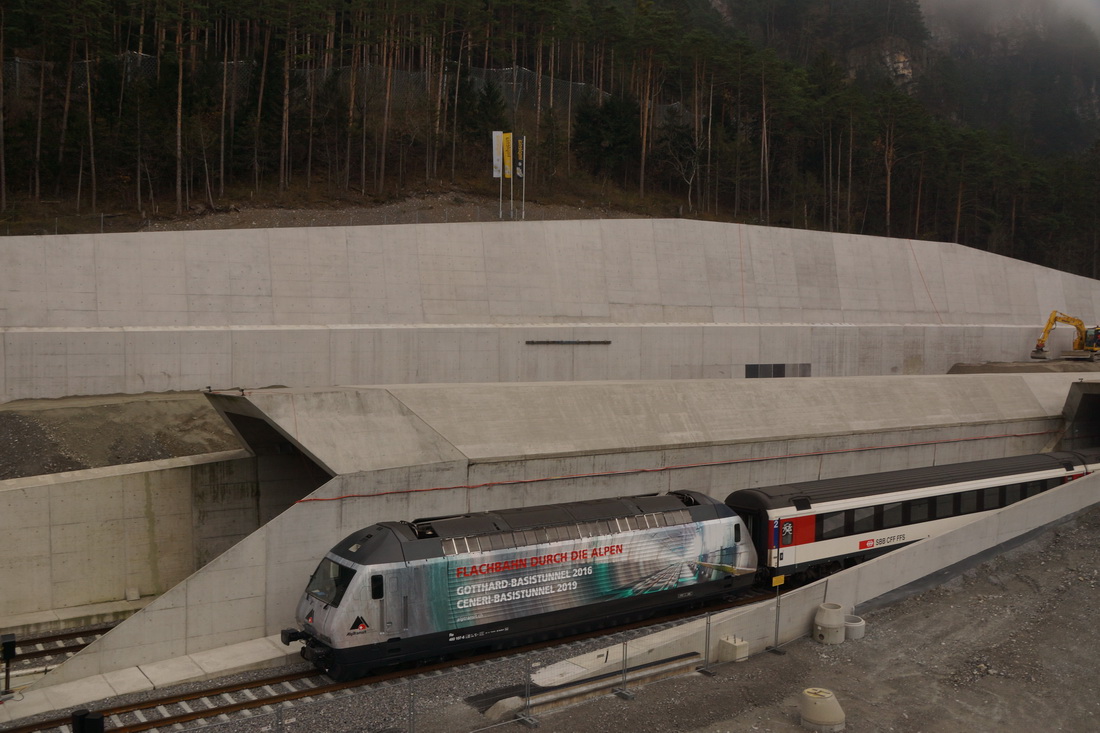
[502,132,513,179]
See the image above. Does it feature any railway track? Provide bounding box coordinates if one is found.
[2,626,116,679]
[3,590,775,732]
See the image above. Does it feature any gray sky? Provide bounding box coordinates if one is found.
[920,0,1100,37]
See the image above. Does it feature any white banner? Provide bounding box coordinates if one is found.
[492,131,503,179]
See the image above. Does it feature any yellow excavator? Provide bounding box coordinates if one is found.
[1030,311,1100,360]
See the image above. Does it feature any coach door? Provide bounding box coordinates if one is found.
[772,518,798,569]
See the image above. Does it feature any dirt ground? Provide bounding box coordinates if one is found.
[0,392,239,480]
[138,190,644,232]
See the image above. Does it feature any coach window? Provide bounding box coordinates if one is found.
[981,487,1001,511]
[907,498,931,524]
[852,507,875,534]
[934,494,954,519]
[780,521,795,546]
[959,490,979,515]
[1004,484,1022,505]
[370,574,384,600]
[1022,481,1042,499]
[882,502,903,529]
[819,512,845,540]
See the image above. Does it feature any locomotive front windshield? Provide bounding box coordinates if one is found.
[306,558,356,607]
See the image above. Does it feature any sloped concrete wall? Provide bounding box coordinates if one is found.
[4,219,1100,401]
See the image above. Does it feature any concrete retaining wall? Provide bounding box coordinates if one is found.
[4,219,1100,402]
[0,450,256,633]
[0,323,1051,403]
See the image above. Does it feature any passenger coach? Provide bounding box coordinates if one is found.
[725,449,1100,582]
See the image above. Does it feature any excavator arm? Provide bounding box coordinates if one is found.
[1031,310,1098,359]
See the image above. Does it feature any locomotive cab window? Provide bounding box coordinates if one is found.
[306,558,356,607]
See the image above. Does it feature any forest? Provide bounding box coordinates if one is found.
[2,0,1100,276]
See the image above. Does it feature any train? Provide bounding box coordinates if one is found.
[282,448,1100,681]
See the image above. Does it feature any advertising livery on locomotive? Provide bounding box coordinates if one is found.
[282,491,757,681]
[283,448,1100,681]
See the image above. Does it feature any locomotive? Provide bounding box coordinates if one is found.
[281,491,757,681]
[283,449,1100,680]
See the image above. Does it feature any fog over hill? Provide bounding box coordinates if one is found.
[921,0,1100,38]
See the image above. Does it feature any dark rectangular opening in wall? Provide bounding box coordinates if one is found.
[224,413,334,481]
[1064,392,1100,451]
[745,363,811,378]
